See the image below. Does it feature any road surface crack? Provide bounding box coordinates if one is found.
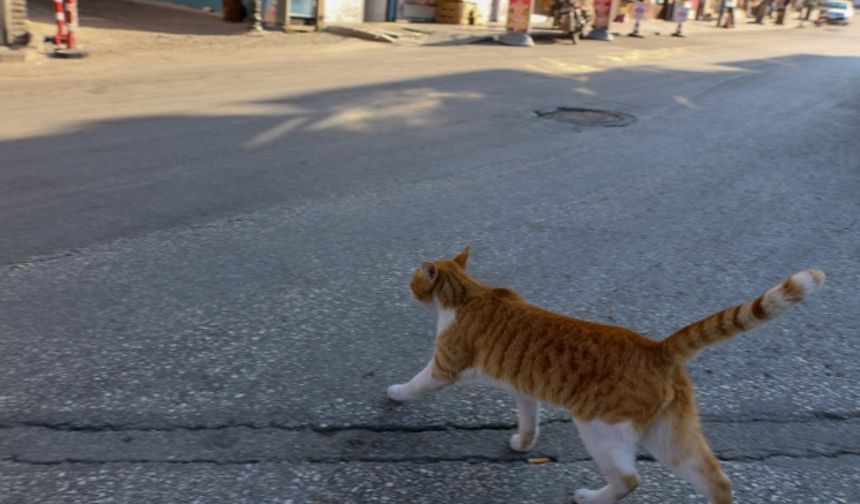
[4,452,859,467]
[2,411,857,433]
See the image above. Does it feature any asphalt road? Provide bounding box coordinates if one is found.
[1,11,859,504]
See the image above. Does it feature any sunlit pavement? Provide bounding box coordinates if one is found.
[1,13,858,503]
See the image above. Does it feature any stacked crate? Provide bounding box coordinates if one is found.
[1,0,29,46]
[434,0,486,25]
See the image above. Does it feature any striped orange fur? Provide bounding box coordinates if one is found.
[390,247,825,504]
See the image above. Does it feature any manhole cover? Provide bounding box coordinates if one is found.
[535,107,636,127]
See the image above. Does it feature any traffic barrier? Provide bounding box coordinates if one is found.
[50,0,87,58]
[52,0,67,45]
[65,0,78,49]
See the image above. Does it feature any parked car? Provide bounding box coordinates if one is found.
[821,0,855,23]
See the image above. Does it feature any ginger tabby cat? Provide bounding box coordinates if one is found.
[387,247,825,504]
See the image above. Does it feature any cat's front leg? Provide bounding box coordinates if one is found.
[387,360,450,401]
[509,393,540,452]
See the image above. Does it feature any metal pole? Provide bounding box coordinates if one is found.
[315,0,325,31]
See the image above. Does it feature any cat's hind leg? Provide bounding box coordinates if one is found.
[641,414,732,504]
[509,393,540,452]
[572,419,640,504]
[387,360,450,401]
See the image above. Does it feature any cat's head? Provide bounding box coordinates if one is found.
[410,246,470,302]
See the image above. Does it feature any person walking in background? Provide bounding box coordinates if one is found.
[724,0,737,26]
[803,0,816,19]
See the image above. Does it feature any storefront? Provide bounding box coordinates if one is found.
[156,0,320,21]
[161,0,365,24]
[261,0,317,21]
[398,0,501,23]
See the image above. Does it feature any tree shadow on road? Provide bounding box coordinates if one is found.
[1,53,856,265]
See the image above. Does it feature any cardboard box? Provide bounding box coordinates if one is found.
[435,0,487,24]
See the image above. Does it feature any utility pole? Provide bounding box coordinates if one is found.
[315,0,325,31]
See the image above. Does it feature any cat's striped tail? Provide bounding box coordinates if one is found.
[660,269,826,363]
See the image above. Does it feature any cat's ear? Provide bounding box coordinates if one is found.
[422,261,437,280]
[453,246,470,269]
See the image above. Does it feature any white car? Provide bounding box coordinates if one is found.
[821,1,854,23]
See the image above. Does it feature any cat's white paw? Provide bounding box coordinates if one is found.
[508,432,537,452]
[386,384,411,401]
[572,488,600,504]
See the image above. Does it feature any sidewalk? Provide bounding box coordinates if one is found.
[6,0,817,66]
[19,0,350,60]
[328,11,806,46]
[624,11,803,37]
[326,21,506,45]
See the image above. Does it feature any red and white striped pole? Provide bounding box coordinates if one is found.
[50,0,87,57]
[52,0,68,46]
[65,0,78,49]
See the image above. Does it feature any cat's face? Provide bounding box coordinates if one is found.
[410,247,470,303]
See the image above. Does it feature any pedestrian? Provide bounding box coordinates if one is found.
[755,0,771,22]
[724,0,737,26]
[814,5,828,25]
[802,0,816,19]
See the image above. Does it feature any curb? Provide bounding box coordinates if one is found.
[325,25,396,43]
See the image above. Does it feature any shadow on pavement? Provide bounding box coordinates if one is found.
[1,54,856,264]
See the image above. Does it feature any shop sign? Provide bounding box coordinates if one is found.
[593,0,612,28]
[507,0,532,32]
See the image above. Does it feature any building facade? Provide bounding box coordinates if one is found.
[1,0,29,46]
[155,0,357,22]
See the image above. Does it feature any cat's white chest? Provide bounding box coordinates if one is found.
[433,296,456,337]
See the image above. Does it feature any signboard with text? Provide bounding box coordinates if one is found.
[506,0,532,32]
[593,0,613,28]
[263,0,278,24]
